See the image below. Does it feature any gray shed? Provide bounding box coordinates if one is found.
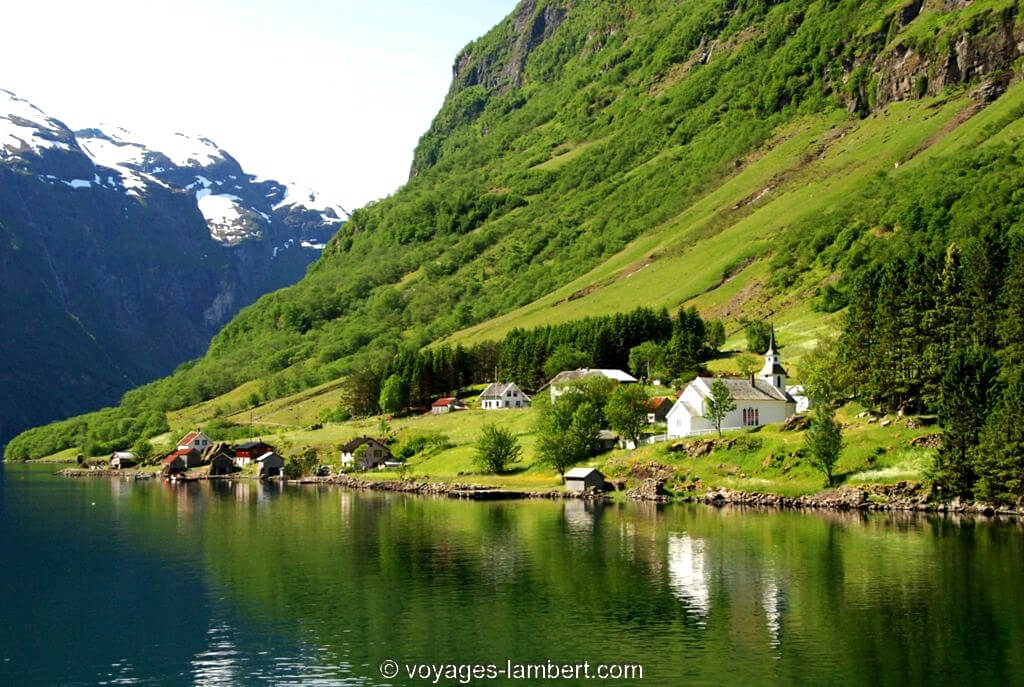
[109,451,137,469]
[565,467,606,493]
[257,451,285,478]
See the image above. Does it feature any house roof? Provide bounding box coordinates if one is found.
[694,377,795,403]
[566,467,603,479]
[235,441,270,450]
[340,436,388,453]
[480,382,515,399]
[432,397,458,407]
[550,368,638,386]
[164,448,194,464]
[256,451,283,462]
[646,397,674,411]
[179,431,200,444]
[111,451,135,460]
[596,430,619,441]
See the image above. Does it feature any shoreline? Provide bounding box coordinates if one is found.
[49,466,1023,516]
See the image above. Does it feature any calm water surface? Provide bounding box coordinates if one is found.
[1,462,1023,686]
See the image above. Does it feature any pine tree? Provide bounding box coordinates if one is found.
[929,348,1002,499]
[974,367,1024,505]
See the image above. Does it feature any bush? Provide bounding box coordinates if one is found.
[473,425,523,474]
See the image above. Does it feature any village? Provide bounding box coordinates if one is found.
[95,335,845,499]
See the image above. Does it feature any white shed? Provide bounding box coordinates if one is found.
[565,467,606,493]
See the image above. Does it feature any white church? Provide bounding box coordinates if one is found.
[666,330,797,438]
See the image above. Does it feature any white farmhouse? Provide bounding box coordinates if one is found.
[177,429,212,452]
[480,382,531,409]
[666,331,796,438]
[549,368,638,401]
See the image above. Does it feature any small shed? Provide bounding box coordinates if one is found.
[257,451,285,478]
[431,397,467,414]
[596,430,619,452]
[209,452,238,476]
[109,451,137,469]
[163,454,187,474]
[565,467,606,493]
[646,397,674,424]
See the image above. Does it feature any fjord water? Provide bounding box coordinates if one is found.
[2,464,1022,686]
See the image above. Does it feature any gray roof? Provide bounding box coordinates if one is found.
[566,467,603,479]
[340,436,387,453]
[480,382,519,399]
[697,377,794,403]
[596,430,619,441]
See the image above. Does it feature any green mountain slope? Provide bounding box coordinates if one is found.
[7,0,1024,459]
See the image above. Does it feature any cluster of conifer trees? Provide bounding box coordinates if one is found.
[341,305,722,417]
[831,234,1024,503]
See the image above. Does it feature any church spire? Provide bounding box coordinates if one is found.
[766,324,778,355]
[759,323,787,389]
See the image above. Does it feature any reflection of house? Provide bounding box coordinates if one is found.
[565,467,605,493]
[431,397,468,414]
[667,533,710,616]
[177,429,212,452]
[549,368,637,401]
[233,441,274,466]
[340,437,392,470]
[666,331,796,438]
[109,451,136,469]
[646,397,673,424]
[256,451,285,478]
[480,383,531,409]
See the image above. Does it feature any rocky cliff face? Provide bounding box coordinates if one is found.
[410,0,572,177]
[449,0,571,96]
[0,90,347,447]
[847,0,1023,112]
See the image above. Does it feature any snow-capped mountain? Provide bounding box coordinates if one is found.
[1,89,346,250]
[0,89,349,448]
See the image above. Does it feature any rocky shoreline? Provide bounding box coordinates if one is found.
[53,467,1020,515]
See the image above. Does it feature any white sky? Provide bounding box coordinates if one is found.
[0,0,514,209]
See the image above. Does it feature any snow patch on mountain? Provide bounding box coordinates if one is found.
[0,89,74,156]
[197,193,260,245]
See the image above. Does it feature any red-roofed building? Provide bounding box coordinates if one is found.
[163,447,202,472]
[431,397,468,415]
[177,429,211,452]
[646,397,674,424]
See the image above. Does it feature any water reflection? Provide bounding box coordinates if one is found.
[4,464,1024,687]
[667,533,710,617]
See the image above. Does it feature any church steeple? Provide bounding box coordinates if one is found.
[759,324,787,389]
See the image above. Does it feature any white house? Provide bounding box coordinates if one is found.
[549,368,637,401]
[480,382,531,409]
[666,330,796,438]
[340,436,393,470]
[177,429,212,451]
[786,385,816,413]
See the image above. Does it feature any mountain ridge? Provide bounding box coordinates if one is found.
[6,0,1024,460]
[0,89,348,447]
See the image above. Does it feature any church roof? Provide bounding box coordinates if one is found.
[695,377,794,403]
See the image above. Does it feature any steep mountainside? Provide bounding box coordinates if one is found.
[0,90,346,446]
[7,0,1024,459]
